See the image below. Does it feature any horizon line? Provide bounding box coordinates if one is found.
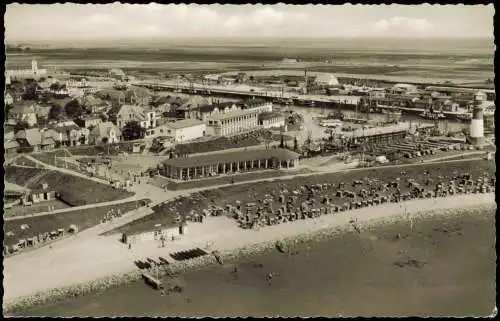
[6,35,494,44]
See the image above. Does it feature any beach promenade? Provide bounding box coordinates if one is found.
[3,192,495,305]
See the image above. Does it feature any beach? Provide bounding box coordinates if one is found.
[4,193,495,315]
[16,203,496,317]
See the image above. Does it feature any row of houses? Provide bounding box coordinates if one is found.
[3,121,123,153]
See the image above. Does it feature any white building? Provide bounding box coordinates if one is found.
[258,112,285,129]
[9,102,38,127]
[207,108,260,136]
[242,99,273,113]
[89,121,121,144]
[5,60,47,79]
[116,104,157,129]
[164,119,206,142]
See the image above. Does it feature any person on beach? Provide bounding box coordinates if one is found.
[266,272,274,286]
[128,243,132,250]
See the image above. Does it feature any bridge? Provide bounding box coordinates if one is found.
[131,80,359,109]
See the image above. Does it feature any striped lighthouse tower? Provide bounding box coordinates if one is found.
[469,91,485,145]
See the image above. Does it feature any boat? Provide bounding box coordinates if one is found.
[320,119,343,128]
[381,108,402,116]
[456,112,472,122]
[419,110,446,120]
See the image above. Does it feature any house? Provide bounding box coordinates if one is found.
[5,92,14,105]
[74,115,103,129]
[116,104,156,129]
[26,183,57,204]
[51,125,89,146]
[198,102,241,121]
[40,131,56,150]
[109,68,126,81]
[34,104,52,123]
[258,112,285,129]
[125,86,153,106]
[89,121,121,145]
[15,128,42,152]
[5,139,20,154]
[95,89,126,106]
[441,100,460,112]
[49,83,70,97]
[4,128,19,154]
[174,96,211,119]
[163,119,206,142]
[8,101,39,127]
[81,95,110,113]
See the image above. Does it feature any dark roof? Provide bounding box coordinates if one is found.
[163,148,299,168]
[259,111,284,121]
[243,98,268,107]
[52,125,81,133]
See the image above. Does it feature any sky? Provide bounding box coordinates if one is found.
[5,3,495,42]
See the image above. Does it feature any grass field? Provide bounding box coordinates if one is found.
[110,159,495,237]
[4,200,70,218]
[30,149,74,165]
[4,200,150,249]
[4,166,134,206]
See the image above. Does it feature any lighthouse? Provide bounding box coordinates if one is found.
[469,91,486,145]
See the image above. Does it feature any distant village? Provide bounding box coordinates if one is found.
[4,60,286,156]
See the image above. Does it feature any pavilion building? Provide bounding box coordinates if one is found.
[160,148,300,181]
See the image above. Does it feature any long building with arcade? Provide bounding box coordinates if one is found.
[160,148,300,181]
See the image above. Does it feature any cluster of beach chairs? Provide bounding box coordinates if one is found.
[4,224,78,256]
[208,170,496,230]
[101,208,123,224]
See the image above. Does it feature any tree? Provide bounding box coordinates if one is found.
[48,104,65,121]
[122,121,145,141]
[65,99,84,118]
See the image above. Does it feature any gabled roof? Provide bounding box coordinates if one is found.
[15,128,42,146]
[163,148,299,168]
[95,89,126,101]
[52,125,81,133]
[91,121,121,139]
[5,139,20,149]
[10,101,37,114]
[165,119,204,130]
[117,104,146,121]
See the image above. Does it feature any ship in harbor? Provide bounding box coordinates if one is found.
[419,109,446,120]
[456,112,472,122]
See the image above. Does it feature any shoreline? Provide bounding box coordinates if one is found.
[4,200,495,315]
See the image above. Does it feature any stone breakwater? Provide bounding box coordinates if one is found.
[5,204,495,315]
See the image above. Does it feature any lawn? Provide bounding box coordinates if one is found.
[109,159,495,237]
[4,200,70,218]
[30,149,73,165]
[4,199,150,248]
[4,166,135,206]
[4,166,50,186]
[10,155,40,167]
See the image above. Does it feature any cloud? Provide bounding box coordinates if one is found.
[252,7,284,27]
[372,17,434,33]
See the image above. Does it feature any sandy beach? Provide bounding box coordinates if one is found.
[3,192,495,313]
